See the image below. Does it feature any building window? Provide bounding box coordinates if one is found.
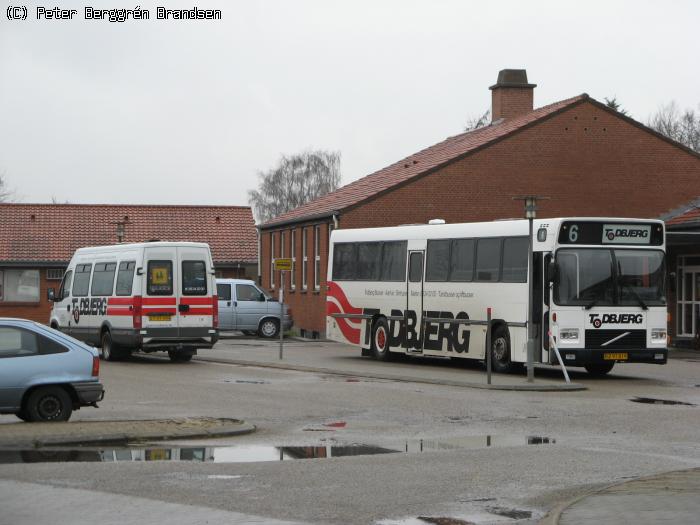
[270,232,275,289]
[314,225,321,290]
[0,269,40,302]
[677,255,700,337]
[302,227,308,290]
[46,268,64,281]
[280,230,286,289]
[291,229,296,290]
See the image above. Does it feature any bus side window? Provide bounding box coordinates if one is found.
[409,253,423,282]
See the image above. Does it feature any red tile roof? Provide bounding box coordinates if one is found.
[666,205,700,227]
[0,204,257,264]
[262,94,589,228]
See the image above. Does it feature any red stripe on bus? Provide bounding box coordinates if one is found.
[143,308,177,315]
[326,300,360,345]
[180,297,212,305]
[106,307,132,316]
[181,308,213,316]
[327,282,363,316]
[143,297,177,305]
[108,298,133,306]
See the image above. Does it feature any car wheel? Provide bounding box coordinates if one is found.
[490,325,516,373]
[258,319,280,338]
[584,362,615,376]
[25,386,73,422]
[15,410,30,422]
[101,330,120,361]
[372,318,393,361]
[168,351,193,362]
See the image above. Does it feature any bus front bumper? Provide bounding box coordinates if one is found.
[554,348,668,366]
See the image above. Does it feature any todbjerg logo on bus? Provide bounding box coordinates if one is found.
[589,313,643,328]
[604,228,649,241]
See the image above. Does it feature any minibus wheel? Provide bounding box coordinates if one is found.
[584,362,615,376]
[490,325,514,373]
[168,351,193,362]
[101,330,120,361]
[372,318,392,361]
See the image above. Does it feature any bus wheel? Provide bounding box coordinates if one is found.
[372,318,392,361]
[101,330,120,362]
[584,362,615,376]
[490,325,515,373]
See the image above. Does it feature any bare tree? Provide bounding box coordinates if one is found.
[248,150,341,223]
[0,174,14,202]
[648,101,700,152]
[604,96,628,116]
[464,109,491,131]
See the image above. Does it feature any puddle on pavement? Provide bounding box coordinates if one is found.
[0,435,555,464]
[630,397,695,406]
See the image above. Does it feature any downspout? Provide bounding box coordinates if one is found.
[332,213,339,230]
[256,225,262,286]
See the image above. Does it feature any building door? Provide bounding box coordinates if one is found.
[406,249,425,353]
[677,259,700,339]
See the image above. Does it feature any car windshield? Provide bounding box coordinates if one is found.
[554,248,665,307]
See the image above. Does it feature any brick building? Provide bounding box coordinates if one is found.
[259,69,700,338]
[0,204,257,324]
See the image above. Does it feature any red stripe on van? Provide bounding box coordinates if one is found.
[180,297,212,305]
[106,307,132,316]
[181,308,213,316]
[143,307,177,315]
[143,297,177,305]
[108,298,133,306]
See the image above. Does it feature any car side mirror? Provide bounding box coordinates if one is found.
[47,288,56,302]
[259,293,266,302]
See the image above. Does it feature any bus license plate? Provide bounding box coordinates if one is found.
[603,352,627,361]
[149,314,171,322]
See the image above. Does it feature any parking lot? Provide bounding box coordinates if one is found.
[1,336,699,524]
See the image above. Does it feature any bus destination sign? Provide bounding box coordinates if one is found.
[558,221,663,246]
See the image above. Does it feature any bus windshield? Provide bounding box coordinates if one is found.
[554,249,665,307]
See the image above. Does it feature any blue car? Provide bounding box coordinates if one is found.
[0,318,104,422]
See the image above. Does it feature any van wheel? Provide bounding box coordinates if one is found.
[259,319,280,338]
[101,330,121,362]
[25,386,73,422]
[168,351,193,362]
[372,318,393,361]
[584,362,615,376]
[490,325,515,373]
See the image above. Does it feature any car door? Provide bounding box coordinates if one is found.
[216,282,235,329]
[234,283,268,330]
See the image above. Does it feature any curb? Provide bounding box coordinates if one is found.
[0,419,256,448]
[195,356,586,392]
[538,468,700,524]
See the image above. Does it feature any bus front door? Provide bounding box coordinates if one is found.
[406,250,424,353]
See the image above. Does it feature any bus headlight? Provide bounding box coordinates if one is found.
[651,329,667,342]
[559,329,579,342]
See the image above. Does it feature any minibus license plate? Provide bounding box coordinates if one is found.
[149,314,171,322]
[603,352,627,361]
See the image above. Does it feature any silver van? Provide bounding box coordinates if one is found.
[216,279,293,337]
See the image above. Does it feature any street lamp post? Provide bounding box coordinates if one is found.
[513,195,548,383]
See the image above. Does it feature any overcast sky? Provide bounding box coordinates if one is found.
[1,0,698,207]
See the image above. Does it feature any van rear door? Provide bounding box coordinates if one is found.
[143,247,178,336]
[178,246,213,336]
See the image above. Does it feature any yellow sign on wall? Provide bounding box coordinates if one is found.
[274,258,292,271]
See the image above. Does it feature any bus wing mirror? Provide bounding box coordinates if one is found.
[47,288,55,302]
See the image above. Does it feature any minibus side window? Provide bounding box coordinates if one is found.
[182,261,207,295]
[91,263,117,296]
[147,261,173,295]
[72,264,92,297]
[116,261,136,296]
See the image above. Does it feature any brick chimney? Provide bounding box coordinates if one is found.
[489,69,536,121]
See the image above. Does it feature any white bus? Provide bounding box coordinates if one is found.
[326,218,667,376]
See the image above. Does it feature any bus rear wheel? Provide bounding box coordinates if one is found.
[584,362,615,376]
[490,325,516,373]
[372,318,392,361]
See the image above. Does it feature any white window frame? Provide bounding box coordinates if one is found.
[0,269,41,303]
[270,232,275,289]
[302,227,308,290]
[314,225,321,290]
[291,229,296,290]
[677,255,700,337]
[46,268,65,281]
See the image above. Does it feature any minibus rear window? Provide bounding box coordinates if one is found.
[183,261,207,295]
[147,261,173,295]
